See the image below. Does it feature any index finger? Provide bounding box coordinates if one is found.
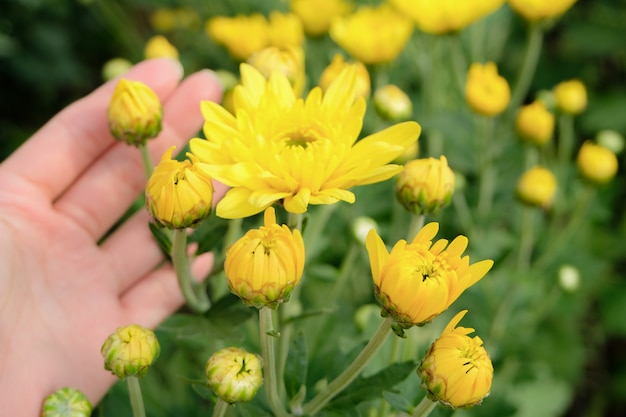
[0,58,185,201]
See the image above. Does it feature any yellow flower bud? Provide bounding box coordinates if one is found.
[418,310,493,408]
[465,62,510,117]
[101,324,160,379]
[576,141,618,184]
[41,387,92,417]
[145,146,214,229]
[290,0,353,37]
[374,84,413,121]
[247,46,306,96]
[554,79,587,115]
[107,79,163,146]
[144,35,179,60]
[267,12,305,50]
[150,8,177,33]
[516,166,557,208]
[366,224,493,328]
[329,4,414,65]
[395,156,455,215]
[225,207,305,309]
[205,347,263,404]
[319,53,371,100]
[206,14,270,61]
[508,0,577,22]
[102,57,132,82]
[516,100,555,146]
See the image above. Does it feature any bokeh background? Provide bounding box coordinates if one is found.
[2,0,626,416]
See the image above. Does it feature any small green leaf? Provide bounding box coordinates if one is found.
[284,330,308,399]
[148,221,172,260]
[383,390,413,413]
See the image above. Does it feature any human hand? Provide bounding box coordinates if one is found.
[0,58,223,415]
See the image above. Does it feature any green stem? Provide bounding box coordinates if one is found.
[302,317,394,415]
[259,307,290,417]
[211,398,230,417]
[127,376,146,417]
[329,243,360,303]
[288,212,303,232]
[407,214,426,242]
[411,395,438,417]
[138,143,154,178]
[172,229,211,313]
[517,206,535,272]
[477,116,496,218]
[452,191,474,233]
[557,113,575,185]
[509,23,544,111]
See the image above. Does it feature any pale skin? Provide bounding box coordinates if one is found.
[0,58,224,415]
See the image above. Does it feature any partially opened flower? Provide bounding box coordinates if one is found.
[224,207,305,309]
[205,347,263,404]
[395,156,455,215]
[508,0,577,22]
[418,310,493,408]
[101,324,160,379]
[329,4,414,65]
[319,53,371,100]
[389,0,505,35]
[190,63,421,219]
[465,62,510,117]
[366,223,493,328]
[206,14,270,61]
[145,146,214,229]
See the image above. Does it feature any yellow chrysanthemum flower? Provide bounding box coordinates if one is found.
[508,0,577,22]
[554,79,587,115]
[267,11,305,49]
[319,53,371,100]
[144,35,179,60]
[190,64,421,219]
[290,0,353,36]
[418,310,493,408]
[329,4,414,65]
[206,14,270,61]
[145,146,214,229]
[224,207,305,309]
[389,0,505,35]
[516,100,555,146]
[395,156,455,215]
[577,141,619,184]
[516,165,557,208]
[248,46,306,97]
[465,62,511,117]
[366,223,493,328]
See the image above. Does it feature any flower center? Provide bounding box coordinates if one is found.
[283,126,325,149]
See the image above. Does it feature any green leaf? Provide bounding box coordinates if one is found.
[189,215,230,255]
[284,330,308,399]
[383,390,413,413]
[148,221,172,260]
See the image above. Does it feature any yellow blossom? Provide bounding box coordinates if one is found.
[329,4,414,65]
[144,35,179,60]
[267,12,305,49]
[290,0,353,36]
[516,166,557,208]
[508,0,577,21]
[145,146,214,229]
[516,100,555,146]
[554,79,587,115]
[205,347,263,404]
[248,46,306,97]
[577,141,618,184]
[101,324,160,379]
[190,64,421,219]
[389,0,505,35]
[206,14,270,61]
[224,207,305,309]
[418,310,493,408]
[366,223,493,328]
[374,84,413,121]
[395,156,455,215]
[107,79,162,146]
[465,62,510,117]
[319,53,371,100]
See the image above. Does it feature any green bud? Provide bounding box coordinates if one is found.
[205,347,263,404]
[41,387,92,417]
[101,324,160,379]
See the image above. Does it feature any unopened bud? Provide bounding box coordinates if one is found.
[41,387,92,417]
[596,130,624,155]
[558,264,580,293]
[205,347,263,404]
[351,216,379,246]
[101,324,160,379]
[374,84,413,121]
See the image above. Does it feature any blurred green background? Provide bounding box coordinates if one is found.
[2,0,626,416]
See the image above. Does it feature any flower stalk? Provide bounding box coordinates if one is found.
[138,143,154,178]
[127,376,147,417]
[510,23,544,111]
[411,396,438,417]
[211,399,230,417]
[302,316,394,415]
[172,228,210,313]
[259,307,290,417]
